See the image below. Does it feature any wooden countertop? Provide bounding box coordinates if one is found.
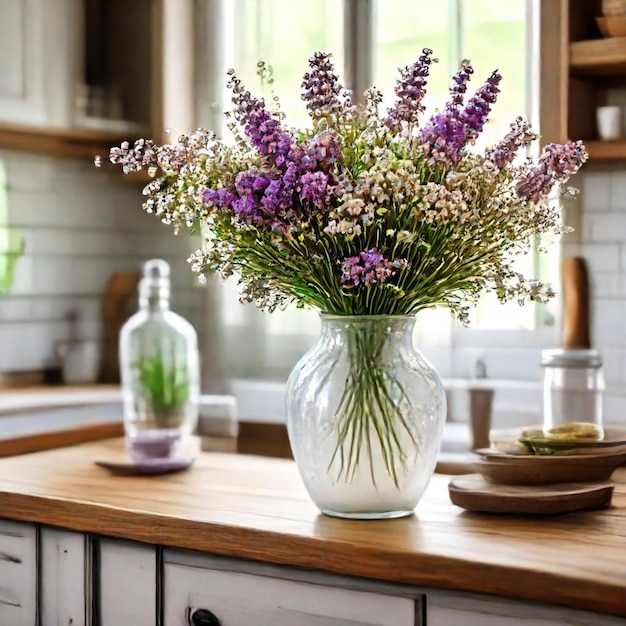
[0,440,624,617]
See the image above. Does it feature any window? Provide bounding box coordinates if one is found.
[210,0,552,380]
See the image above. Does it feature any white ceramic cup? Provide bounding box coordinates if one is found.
[596,105,622,141]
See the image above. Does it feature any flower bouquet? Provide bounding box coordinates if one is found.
[105,50,587,517]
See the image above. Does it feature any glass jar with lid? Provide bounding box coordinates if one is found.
[541,348,604,441]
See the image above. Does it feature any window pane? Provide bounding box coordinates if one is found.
[373,0,452,115]
[461,0,528,151]
[231,0,344,129]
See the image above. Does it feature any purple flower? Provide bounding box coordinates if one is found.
[516,140,588,202]
[340,249,402,287]
[301,52,351,118]
[418,61,475,162]
[448,60,474,107]
[261,163,298,215]
[300,171,329,207]
[459,71,502,141]
[227,69,293,169]
[203,187,237,209]
[486,117,538,168]
[385,48,435,130]
[419,109,468,163]
[303,131,342,171]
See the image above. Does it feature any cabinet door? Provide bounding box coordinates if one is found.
[0,0,78,126]
[40,527,88,626]
[164,563,419,626]
[97,538,156,626]
[0,519,37,626]
[0,0,46,124]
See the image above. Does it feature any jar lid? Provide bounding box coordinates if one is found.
[541,348,603,368]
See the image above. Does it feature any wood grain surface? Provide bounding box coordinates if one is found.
[0,422,123,458]
[0,440,624,617]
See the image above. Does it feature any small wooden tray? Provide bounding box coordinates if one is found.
[448,475,614,515]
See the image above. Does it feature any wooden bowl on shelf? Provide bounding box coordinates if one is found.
[603,0,626,16]
[596,16,626,37]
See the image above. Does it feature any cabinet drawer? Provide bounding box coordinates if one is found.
[427,590,626,626]
[0,520,37,626]
[164,562,419,626]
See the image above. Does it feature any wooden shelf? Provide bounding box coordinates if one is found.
[570,36,626,77]
[585,140,626,160]
[0,122,137,161]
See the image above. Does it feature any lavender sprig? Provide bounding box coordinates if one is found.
[418,61,474,162]
[228,68,293,168]
[486,117,538,168]
[516,140,588,203]
[384,48,435,130]
[301,52,352,120]
[459,70,502,142]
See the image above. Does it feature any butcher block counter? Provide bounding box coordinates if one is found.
[0,440,624,625]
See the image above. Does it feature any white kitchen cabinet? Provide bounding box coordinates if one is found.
[0,521,625,625]
[0,519,37,626]
[0,0,79,127]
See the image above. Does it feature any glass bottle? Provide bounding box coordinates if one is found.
[120,259,200,462]
[541,348,604,440]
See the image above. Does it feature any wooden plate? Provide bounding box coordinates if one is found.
[448,475,614,515]
[472,449,626,485]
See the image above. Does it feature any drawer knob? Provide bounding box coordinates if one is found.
[189,608,222,626]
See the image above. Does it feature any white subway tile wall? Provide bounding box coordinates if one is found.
[583,170,626,417]
[0,152,206,374]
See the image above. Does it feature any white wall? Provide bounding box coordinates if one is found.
[0,151,206,374]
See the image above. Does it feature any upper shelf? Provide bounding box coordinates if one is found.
[585,140,626,161]
[0,123,136,162]
[570,37,626,77]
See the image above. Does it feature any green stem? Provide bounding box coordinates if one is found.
[327,320,420,488]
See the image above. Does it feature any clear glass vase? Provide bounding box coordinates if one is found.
[286,315,446,519]
[119,260,200,464]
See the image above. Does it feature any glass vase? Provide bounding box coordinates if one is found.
[286,315,446,519]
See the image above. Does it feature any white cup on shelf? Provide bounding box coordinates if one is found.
[596,105,622,141]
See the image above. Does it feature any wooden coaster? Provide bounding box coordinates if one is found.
[448,474,614,515]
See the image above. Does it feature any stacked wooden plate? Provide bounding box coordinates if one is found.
[472,447,626,486]
[448,425,626,515]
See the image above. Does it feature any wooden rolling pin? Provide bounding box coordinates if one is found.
[561,256,591,350]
